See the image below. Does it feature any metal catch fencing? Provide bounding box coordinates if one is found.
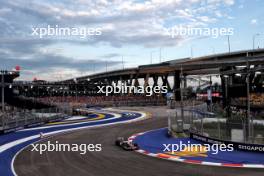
[169,104,264,145]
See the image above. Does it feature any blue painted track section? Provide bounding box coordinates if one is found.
[0,111,143,176]
[134,128,264,165]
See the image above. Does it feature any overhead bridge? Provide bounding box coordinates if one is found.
[55,49,264,98]
[61,49,264,83]
[13,49,264,100]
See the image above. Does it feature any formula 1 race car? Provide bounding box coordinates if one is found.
[115,137,139,151]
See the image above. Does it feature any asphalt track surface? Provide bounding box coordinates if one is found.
[15,108,264,176]
[0,109,142,176]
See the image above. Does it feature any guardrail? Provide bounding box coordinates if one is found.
[0,107,69,134]
[80,99,166,107]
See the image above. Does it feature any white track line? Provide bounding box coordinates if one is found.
[129,131,264,169]
[11,110,147,176]
[19,111,121,131]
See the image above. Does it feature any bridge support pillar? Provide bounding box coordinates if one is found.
[162,74,171,91]
[144,74,150,88]
[183,75,187,88]
[174,71,181,101]
[152,75,158,87]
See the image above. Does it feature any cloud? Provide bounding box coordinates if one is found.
[0,0,233,43]
[251,19,258,25]
[0,52,121,80]
[0,0,236,80]
[0,54,119,71]
[223,0,235,6]
[100,53,122,59]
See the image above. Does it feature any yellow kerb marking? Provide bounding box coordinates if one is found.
[166,146,208,157]
[47,113,105,125]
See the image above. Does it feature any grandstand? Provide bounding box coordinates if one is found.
[1,49,264,144]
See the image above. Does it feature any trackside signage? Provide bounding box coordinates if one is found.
[190,132,264,153]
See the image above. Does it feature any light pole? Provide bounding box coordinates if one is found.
[211,46,215,54]
[122,56,124,70]
[253,33,260,50]
[1,71,4,112]
[227,35,231,53]
[246,71,251,142]
[180,65,184,131]
[0,72,13,112]
[246,58,254,142]
[224,75,229,117]
[150,51,156,64]
[190,45,194,58]
[73,78,78,102]
[159,47,162,63]
[209,76,213,112]
[105,60,108,72]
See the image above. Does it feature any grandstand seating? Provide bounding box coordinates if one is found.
[229,93,264,120]
[231,93,264,107]
[37,95,166,107]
